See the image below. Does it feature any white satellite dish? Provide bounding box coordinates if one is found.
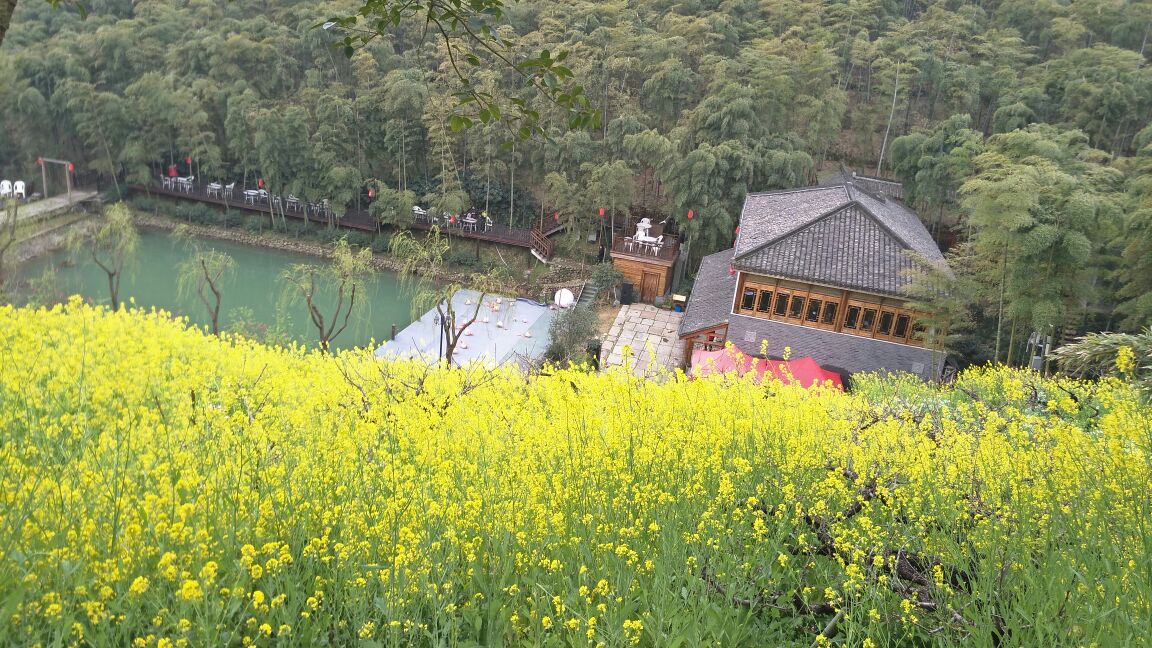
[554,288,575,308]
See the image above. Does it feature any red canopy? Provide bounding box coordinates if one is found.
[690,347,843,390]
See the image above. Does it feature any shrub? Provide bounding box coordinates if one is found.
[343,231,372,249]
[369,233,391,254]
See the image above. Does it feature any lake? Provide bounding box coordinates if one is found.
[16,229,415,350]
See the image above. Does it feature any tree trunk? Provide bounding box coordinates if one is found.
[508,140,516,228]
[876,62,901,176]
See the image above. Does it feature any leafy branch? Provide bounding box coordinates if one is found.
[323,0,599,139]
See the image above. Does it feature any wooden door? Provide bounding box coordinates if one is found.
[640,271,661,302]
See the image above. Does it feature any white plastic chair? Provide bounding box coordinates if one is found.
[13,181,26,199]
[0,180,11,197]
[225,182,235,198]
[650,235,664,256]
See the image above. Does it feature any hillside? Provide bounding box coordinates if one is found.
[0,301,1147,646]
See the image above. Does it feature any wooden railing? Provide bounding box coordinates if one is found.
[530,225,554,260]
[610,233,679,261]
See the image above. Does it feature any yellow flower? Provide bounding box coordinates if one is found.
[129,577,150,596]
[177,580,203,601]
[358,621,376,638]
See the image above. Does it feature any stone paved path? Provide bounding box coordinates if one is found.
[600,304,685,377]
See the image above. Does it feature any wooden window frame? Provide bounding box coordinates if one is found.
[731,275,928,347]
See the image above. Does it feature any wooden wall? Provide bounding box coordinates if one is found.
[611,256,672,303]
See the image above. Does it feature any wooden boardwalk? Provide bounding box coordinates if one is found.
[6,190,99,226]
[128,183,555,260]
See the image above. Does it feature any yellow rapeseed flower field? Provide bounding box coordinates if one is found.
[0,300,1148,646]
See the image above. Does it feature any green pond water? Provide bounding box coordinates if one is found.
[16,230,415,350]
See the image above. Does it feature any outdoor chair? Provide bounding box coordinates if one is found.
[484,215,493,231]
[13,181,26,199]
[225,182,235,198]
[623,236,633,252]
[0,180,12,197]
[650,235,664,256]
[161,176,173,190]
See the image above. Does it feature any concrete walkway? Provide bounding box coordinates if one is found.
[7,190,97,225]
[600,304,685,377]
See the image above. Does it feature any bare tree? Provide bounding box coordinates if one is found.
[68,202,139,311]
[391,226,504,365]
[175,226,236,335]
[282,238,373,352]
[0,199,18,295]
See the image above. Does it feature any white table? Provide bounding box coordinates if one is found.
[175,176,195,193]
[242,189,263,205]
[634,234,659,254]
[462,216,478,232]
[207,182,223,198]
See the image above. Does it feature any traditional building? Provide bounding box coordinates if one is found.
[678,182,948,380]
[608,219,680,303]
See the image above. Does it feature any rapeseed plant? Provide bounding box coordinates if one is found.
[0,299,1148,646]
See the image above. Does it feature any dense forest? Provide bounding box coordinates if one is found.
[2,0,1152,364]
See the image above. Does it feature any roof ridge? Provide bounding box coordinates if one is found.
[745,185,845,198]
[848,199,915,251]
[734,199,868,261]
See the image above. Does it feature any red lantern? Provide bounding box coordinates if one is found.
[734,225,740,236]
[449,215,456,224]
[257,178,264,189]
[728,266,736,277]
[553,211,559,221]
[598,207,605,217]
[185,156,192,165]
[168,164,177,177]
[368,187,375,198]
[67,162,74,173]
[687,209,694,220]
[36,157,43,166]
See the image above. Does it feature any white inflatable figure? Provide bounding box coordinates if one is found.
[524,331,533,338]
[482,316,490,323]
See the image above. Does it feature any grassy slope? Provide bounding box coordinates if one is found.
[0,301,1148,647]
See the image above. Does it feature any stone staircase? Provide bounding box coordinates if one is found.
[575,276,603,309]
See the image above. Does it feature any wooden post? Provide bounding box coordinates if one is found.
[41,163,48,201]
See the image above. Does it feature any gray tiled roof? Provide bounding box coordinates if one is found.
[678,248,737,336]
[732,183,947,297]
